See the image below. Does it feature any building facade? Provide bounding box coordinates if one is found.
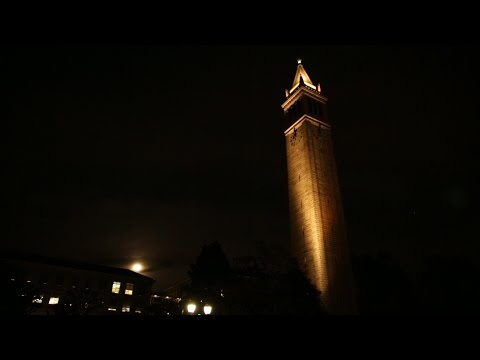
[0,252,155,315]
[281,60,356,314]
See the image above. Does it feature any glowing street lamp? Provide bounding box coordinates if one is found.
[187,303,196,314]
[203,305,212,315]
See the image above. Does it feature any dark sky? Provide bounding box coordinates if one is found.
[3,45,480,290]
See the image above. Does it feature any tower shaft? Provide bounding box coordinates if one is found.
[282,60,356,314]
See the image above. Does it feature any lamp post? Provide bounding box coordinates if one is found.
[186,303,196,314]
[185,301,213,315]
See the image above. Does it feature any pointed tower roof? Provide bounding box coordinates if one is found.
[289,59,317,93]
[282,59,326,110]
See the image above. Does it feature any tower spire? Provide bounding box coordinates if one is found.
[289,58,317,93]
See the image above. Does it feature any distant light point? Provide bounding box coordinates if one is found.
[297,59,302,64]
[132,263,143,272]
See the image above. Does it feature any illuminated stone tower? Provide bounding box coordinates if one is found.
[281,59,356,314]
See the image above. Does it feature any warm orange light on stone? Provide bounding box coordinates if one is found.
[281,60,356,314]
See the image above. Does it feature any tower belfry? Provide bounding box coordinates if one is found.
[281,59,356,314]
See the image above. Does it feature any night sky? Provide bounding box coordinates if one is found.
[3,45,480,290]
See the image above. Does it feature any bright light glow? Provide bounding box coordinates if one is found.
[122,304,130,313]
[132,263,143,272]
[112,281,121,294]
[297,58,302,64]
[108,307,117,311]
[203,305,212,315]
[187,303,196,314]
[49,297,59,305]
[32,297,43,304]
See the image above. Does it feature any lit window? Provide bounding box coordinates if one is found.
[135,309,142,314]
[122,304,130,313]
[108,307,117,311]
[111,281,121,294]
[125,283,134,295]
[49,297,59,305]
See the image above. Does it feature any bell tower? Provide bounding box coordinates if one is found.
[281,59,356,314]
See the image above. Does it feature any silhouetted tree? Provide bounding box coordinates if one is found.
[254,239,291,273]
[352,253,414,315]
[226,256,325,315]
[415,255,480,315]
[184,243,325,315]
[184,241,234,314]
[185,240,325,315]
